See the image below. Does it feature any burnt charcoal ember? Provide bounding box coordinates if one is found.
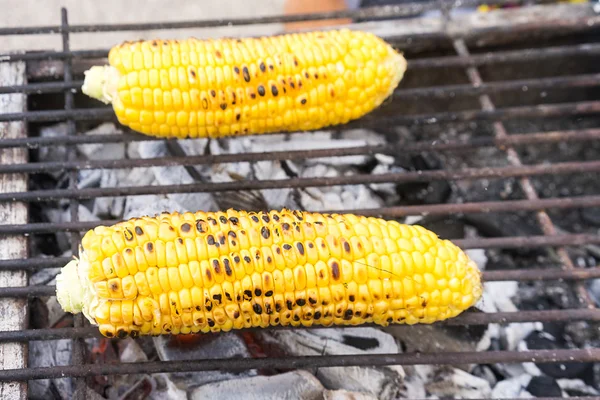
[394,153,452,205]
[416,216,466,240]
[517,280,581,311]
[581,207,600,227]
[526,375,563,397]
[564,321,596,347]
[484,249,517,271]
[525,330,592,379]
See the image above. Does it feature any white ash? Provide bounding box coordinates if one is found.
[249,130,371,166]
[557,378,599,396]
[28,340,73,400]
[118,338,148,363]
[137,140,218,214]
[189,370,324,400]
[76,122,125,161]
[153,333,256,390]
[340,129,387,146]
[367,163,402,200]
[257,328,410,399]
[253,160,293,209]
[479,281,542,352]
[299,165,384,212]
[148,373,188,400]
[424,366,492,399]
[323,389,378,400]
[29,267,60,287]
[490,374,534,399]
[465,249,487,271]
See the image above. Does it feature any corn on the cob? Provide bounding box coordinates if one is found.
[81,29,407,139]
[56,209,482,338]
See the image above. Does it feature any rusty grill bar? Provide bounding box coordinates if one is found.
[1,1,600,398]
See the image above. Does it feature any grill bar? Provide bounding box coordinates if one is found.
[1,129,599,174]
[0,1,534,36]
[1,195,598,234]
[1,348,598,382]
[1,308,600,343]
[408,43,600,69]
[1,126,598,157]
[453,38,596,308]
[1,160,598,203]
[60,10,86,400]
[4,41,599,71]
[2,73,599,103]
[1,100,600,125]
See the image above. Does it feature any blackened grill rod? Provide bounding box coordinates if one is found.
[1,129,599,173]
[0,160,598,203]
[1,308,600,343]
[0,126,598,155]
[408,42,600,69]
[453,39,596,308]
[1,195,598,234]
[1,100,599,126]
[2,72,599,102]
[0,348,598,381]
[4,40,600,71]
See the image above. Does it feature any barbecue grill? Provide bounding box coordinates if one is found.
[1,1,600,399]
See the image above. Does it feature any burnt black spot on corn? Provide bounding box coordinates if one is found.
[83,30,407,139]
[57,208,482,337]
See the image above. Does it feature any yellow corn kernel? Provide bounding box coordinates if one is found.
[57,208,482,337]
[85,30,407,139]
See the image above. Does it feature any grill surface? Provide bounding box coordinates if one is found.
[1,1,600,399]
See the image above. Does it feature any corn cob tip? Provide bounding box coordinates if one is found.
[56,258,85,314]
[81,65,121,104]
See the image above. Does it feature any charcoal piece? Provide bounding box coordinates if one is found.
[416,216,465,240]
[581,208,600,227]
[483,250,516,271]
[341,335,380,351]
[526,375,562,397]
[525,331,591,379]
[394,153,452,205]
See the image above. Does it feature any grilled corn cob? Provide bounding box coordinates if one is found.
[56,209,482,338]
[82,29,407,139]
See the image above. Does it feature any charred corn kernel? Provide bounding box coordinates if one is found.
[56,208,482,337]
[82,30,406,138]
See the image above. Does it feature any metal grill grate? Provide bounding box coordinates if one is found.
[1,1,600,399]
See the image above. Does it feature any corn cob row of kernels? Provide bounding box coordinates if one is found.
[82,29,407,139]
[56,209,482,338]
